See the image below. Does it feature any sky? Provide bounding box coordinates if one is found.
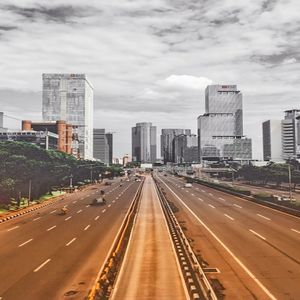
[0,0,300,159]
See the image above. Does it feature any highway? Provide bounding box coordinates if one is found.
[0,178,142,300]
[156,173,300,300]
[111,176,188,300]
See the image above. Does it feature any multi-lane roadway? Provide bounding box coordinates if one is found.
[0,178,142,300]
[156,173,300,300]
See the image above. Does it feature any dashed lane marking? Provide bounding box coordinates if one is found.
[77,209,82,214]
[33,217,41,221]
[86,205,90,208]
[209,193,214,196]
[102,209,106,213]
[84,225,91,231]
[7,226,20,232]
[47,225,56,231]
[108,204,111,208]
[73,200,77,204]
[65,216,72,221]
[208,204,215,209]
[249,229,266,240]
[291,228,300,234]
[34,259,51,272]
[66,238,77,246]
[198,197,204,202]
[224,214,234,221]
[95,216,100,221]
[18,238,33,247]
[233,204,242,208]
[50,210,57,214]
[219,197,226,201]
[257,214,271,221]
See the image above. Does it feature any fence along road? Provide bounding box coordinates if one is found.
[110,175,189,300]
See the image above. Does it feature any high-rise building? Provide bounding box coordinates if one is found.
[93,129,109,165]
[262,120,282,161]
[132,122,157,163]
[281,109,300,159]
[197,85,252,162]
[105,133,113,165]
[173,134,198,164]
[0,112,7,132]
[161,129,191,163]
[42,73,94,160]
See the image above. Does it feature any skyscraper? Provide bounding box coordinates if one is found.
[93,129,113,165]
[197,85,252,162]
[281,109,300,159]
[161,129,191,163]
[42,73,94,159]
[173,134,198,164]
[132,122,157,163]
[262,120,282,161]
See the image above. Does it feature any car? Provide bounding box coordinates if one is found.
[184,183,192,188]
[105,182,112,186]
[92,197,106,205]
[126,179,130,182]
[135,178,141,182]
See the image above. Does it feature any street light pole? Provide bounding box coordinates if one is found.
[288,163,292,201]
[28,179,32,206]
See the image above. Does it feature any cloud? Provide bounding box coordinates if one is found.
[0,0,300,159]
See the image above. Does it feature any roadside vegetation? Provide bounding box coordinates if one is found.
[0,141,123,209]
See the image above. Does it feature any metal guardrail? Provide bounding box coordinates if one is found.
[154,177,218,300]
[87,178,144,300]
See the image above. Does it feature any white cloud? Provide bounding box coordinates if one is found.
[160,75,212,90]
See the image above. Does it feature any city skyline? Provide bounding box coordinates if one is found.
[0,1,300,159]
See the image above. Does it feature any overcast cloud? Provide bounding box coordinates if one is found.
[0,0,300,158]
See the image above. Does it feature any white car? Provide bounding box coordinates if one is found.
[184,183,192,188]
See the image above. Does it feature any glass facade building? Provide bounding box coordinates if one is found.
[173,134,198,164]
[42,74,94,160]
[132,122,157,163]
[161,129,191,163]
[198,85,252,161]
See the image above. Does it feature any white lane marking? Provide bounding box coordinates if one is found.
[159,179,277,300]
[196,187,199,190]
[233,204,242,208]
[201,190,206,193]
[191,193,195,196]
[84,225,91,231]
[77,209,82,214]
[108,204,111,208]
[80,197,85,200]
[7,226,20,232]
[112,200,115,203]
[86,205,90,208]
[224,214,234,221]
[65,216,72,221]
[73,200,77,204]
[102,209,106,213]
[291,228,300,234]
[95,216,100,221]
[208,204,215,209]
[116,197,119,200]
[66,237,77,246]
[47,225,56,231]
[50,210,57,214]
[257,214,271,221]
[219,197,226,201]
[249,229,266,240]
[33,217,41,221]
[209,193,214,196]
[18,238,33,247]
[198,197,204,202]
[34,259,51,272]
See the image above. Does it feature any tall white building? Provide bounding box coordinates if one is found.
[42,74,94,159]
[132,122,157,163]
[197,85,252,162]
[262,120,282,161]
[281,109,300,159]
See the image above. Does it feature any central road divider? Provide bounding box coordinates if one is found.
[87,179,144,300]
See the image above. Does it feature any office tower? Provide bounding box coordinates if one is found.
[0,112,7,132]
[93,129,109,165]
[123,154,130,166]
[281,109,300,159]
[173,134,198,164]
[105,133,113,165]
[161,129,191,163]
[197,85,252,162]
[262,120,282,161]
[132,122,157,163]
[42,73,94,159]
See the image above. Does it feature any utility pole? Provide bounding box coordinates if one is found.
[28,179,32,206]
[288,163,292,201]
[69,174,73,189]
[90,169,93,183]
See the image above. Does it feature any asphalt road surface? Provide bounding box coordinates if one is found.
[0,178,142,300]
[111,176,188,300]
[156,173,300,300]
